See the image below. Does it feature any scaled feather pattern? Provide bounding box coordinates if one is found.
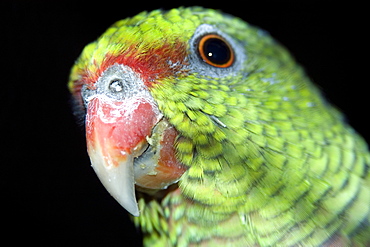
[69,7,370,246]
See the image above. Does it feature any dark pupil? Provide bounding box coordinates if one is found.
[202,38,231,65]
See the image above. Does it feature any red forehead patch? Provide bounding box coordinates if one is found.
[84,41,189,89]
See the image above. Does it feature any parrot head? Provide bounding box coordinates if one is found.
[69,7,294,216]
[68,8,250,216]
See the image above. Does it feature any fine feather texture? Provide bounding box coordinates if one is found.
[69,7,370,246]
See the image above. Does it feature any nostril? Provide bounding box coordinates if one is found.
[109,79,124,93]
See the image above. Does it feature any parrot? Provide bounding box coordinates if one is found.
[68,7,370,246]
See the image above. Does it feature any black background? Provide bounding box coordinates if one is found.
[2,1,368,246]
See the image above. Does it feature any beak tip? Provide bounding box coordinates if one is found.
[89,149,141,217]
[113,192,140,217]
[128,206,140,217]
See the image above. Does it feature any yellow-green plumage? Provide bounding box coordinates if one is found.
[69,7,370,246]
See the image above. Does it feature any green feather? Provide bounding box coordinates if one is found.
[69,6,370,246]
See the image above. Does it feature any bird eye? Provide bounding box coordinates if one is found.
[197,34,234,68]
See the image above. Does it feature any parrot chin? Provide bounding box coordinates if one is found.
[85,90,186,216]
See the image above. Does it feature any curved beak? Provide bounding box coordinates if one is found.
[85,96,161,216]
